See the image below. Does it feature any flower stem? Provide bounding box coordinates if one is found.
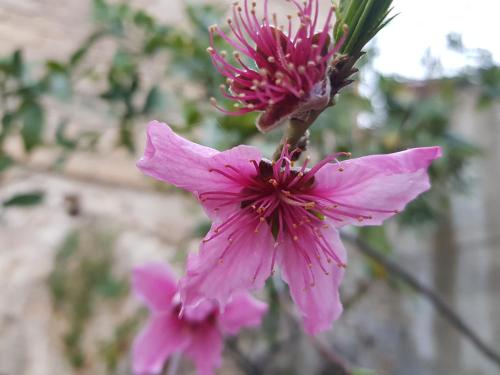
[272,112,321,161]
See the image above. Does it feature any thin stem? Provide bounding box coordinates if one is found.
[341,232,500,368]
[309,336,352,375]
[272,53,362,161]
[272,113,320,161]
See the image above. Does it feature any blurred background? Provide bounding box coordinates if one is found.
[0,0,499,374]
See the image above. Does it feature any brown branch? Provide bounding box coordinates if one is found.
[309,336,352,375]
[341,232,500,368]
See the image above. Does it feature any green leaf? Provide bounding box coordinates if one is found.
[142,86,164,114]
[182,101,202,127]
[1,112,16,145]
[11,49,24,78]
[118,118,135,153]
[20,101,44,152]
[335,0,395,56]
[0,154,14,173]
[3,191,44,207]
[352,369,376,375]
[56,121,78,150]
[69,31,106,68]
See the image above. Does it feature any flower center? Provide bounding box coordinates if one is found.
[199,146,399,287]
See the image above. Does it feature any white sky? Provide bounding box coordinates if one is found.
[372,0,500,78]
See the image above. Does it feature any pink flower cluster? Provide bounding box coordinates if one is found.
[132,263,266,375]
[131,1,441,374]
[137,122,440,337]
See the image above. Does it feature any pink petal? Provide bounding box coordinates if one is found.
[132,263,178,312]
[184,325,223,375]
[218,293,268,335]
[132,314,188,375]
[313,147,442,226]
[278,226,346,335]
[137,121,261,198]
[182,299,216,322]
[256,97,301,133]
[180,221,274,309]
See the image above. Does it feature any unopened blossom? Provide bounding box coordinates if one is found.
[132,262,267,375]
[208,0,346,132]
[137,121,441,334]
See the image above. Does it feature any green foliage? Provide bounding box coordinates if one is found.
[2,191,44,207]
[0,153,13,172]
[20,100,44,152]
[352,369,376,375]
[334,0,395,56]
[477,67,500,108]
[48,225,127,369]
[99,314,144,372]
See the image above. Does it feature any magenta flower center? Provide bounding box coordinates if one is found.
[173,303,218,330]
[200,147,399,287]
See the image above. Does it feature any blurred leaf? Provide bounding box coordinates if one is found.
[3,191,44,207]
[1,112,16,144]
[185,3,224,35]
[56,121,78,150]
[100,314,142,372]
[133,10,155,31]
[11,49,24,78]
[118,118,135,153]
[69,31,107,68]
[183,101,203,127]
[143,86,164,114]
[96,278,127,298]
[0,154,14,173]
[48,224,123,369]
[20,101,44,152]
[194,220,211,238]
[352,369,376,375]
[46,60,67,74]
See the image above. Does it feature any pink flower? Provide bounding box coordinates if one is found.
[132,262,267,375]
[208,0,346,132]
[137,121,441,335]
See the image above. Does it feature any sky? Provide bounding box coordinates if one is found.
[372,0,500,79]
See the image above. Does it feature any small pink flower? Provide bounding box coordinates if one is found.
[132,262,267,375]
[208,0,346,132]
[137,121,441,334]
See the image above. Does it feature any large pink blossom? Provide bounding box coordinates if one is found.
[132,262,267,375]
[137,121,441,335]
[208,0,346,132]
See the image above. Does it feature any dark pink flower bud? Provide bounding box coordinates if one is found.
[208,0,347,132]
